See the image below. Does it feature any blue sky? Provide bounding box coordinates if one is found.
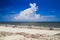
[0,0,60,22]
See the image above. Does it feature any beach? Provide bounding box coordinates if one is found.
[0,26,60,40]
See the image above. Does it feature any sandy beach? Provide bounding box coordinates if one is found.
[0,26,60,40]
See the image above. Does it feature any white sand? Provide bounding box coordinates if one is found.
[0,26,60,35]
[0,26,60,40]
[3,35,24,40]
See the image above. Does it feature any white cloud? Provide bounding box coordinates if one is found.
[14,3,55,21]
